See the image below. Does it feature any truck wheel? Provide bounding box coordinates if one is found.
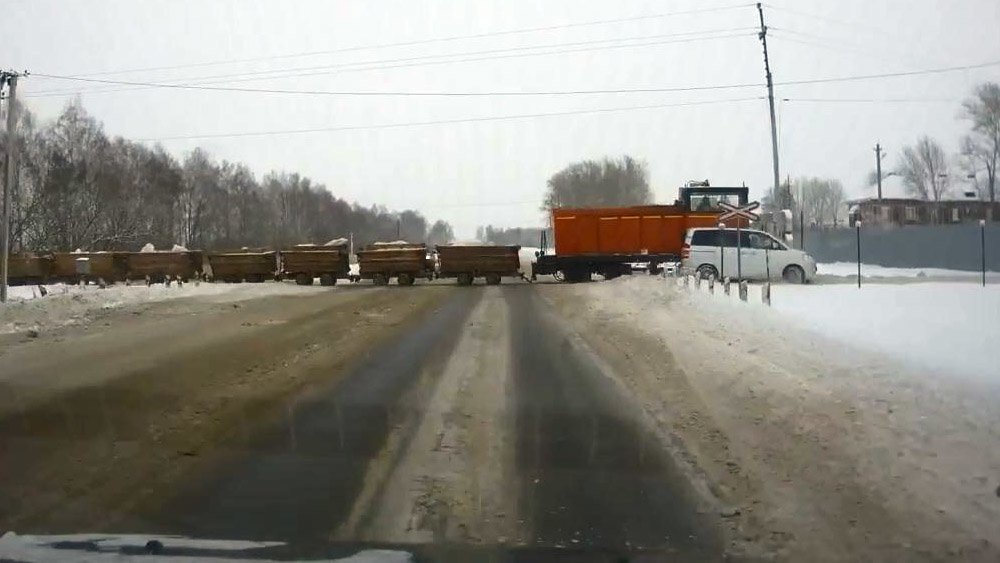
[782,265,806,284]
[295,273,313,286]
[457,272,474,286]
[397,272,415,286]
[485,273,501,285]
[373,273,389,286]
[319,273,336,286]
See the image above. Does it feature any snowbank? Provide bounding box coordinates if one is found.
[556,276,1000,558]
[819,262,996,279]
[1,281,328,335]
[684,276,1000,382]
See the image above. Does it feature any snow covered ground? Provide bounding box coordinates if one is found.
[818,261,998,279]
[1,281,329,335]
[687,277,1000,382]
[552,276,1000,558]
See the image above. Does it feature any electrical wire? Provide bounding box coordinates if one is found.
[31,59,1000,100]
[27,30,756,98]
[774,60,1000,87]
[783,97,958,103]
[131,96,765,142]
[66,3,756,78]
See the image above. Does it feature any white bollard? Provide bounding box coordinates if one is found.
[708,275,715,294]
[739,280,749,301]
[724,277,731,296]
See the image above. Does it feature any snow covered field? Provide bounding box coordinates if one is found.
[1,281,328,335]
[688,277,1000,382]
[818,261,998,280]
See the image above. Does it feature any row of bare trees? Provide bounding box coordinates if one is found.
[883,82,999,202]
[1,100,454,253]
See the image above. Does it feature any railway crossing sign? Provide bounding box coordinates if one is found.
[718,201,760,222]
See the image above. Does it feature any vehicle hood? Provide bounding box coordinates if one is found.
[0,532,412,563]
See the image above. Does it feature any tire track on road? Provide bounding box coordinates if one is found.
[340,286,519,546]
[506,285,721,557]
[140,288,479,542]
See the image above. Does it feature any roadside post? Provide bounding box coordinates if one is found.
[724,277,731,295]
[708,275,715,294]
[739,280,748,301]
[737,221,743,280]
[763,246,771,304]
[856,220,862,288]
[718,201,760,283]
[980,219,986,287]
[718,221,725,280]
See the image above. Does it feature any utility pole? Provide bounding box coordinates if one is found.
[1,72,20,304]
[756,3,780,200]
[874,143,884,200]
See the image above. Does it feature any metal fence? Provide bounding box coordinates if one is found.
[801,224,998,272]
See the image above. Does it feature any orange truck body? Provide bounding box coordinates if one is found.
[551,205,729,257]
[533,186,750,281]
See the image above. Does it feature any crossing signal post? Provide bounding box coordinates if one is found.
[718,201,761,282]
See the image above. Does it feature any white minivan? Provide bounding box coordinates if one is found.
[682,228,817,283]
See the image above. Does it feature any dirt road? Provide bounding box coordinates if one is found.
[0,283,724,560]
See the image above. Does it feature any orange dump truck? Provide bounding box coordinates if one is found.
[436,244,521,285]
[533,185,749,282]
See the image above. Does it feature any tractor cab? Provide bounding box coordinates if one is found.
[677,182,749,213]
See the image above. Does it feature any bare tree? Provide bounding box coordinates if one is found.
[898,136,950,201]
[960,82,1000,202]
[795,177,846,226]
[426,220,455,246]
[543,155,652,210]
[7,100,451,252]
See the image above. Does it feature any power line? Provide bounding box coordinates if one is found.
[783,97,958,103]
[27,29,756,98]
[31,74,761,98]
[60,3,756,78]
[132,96,764,142]
[763,3,908,40]
[32,59,1000,101]
[769,28,935,67]
[774,60,1000,87]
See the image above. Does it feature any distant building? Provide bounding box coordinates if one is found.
[846,198,999,227]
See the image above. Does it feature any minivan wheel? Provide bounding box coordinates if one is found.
[696,264,718,280]
[782,265,805,284]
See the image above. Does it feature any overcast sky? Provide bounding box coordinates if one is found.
[8,0,1000,238]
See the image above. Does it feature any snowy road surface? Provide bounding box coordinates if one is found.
[2,279,997,561]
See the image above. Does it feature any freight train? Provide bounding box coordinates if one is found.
[532,184,749,282]
[6,243,525,287]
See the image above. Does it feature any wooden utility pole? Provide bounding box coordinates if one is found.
[756,3,780,200]
[874,143,884,200]
[1,72,19,303]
